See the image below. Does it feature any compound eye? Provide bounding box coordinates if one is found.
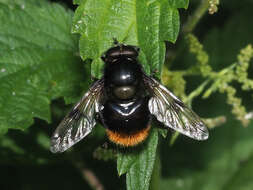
[113,86,136,100]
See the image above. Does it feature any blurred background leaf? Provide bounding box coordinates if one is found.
[160,118,253,190]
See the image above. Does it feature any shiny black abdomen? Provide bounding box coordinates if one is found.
[101,97,151,134]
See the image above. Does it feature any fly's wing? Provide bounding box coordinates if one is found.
[50,79,104,153]
[143,75,209,140]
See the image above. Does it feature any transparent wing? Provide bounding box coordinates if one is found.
[50,79,104,153]
[143,75,209,140]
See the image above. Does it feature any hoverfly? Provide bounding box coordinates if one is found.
[50,43,209,153]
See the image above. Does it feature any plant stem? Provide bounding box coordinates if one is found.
[73,160,105,190]
[182,0,210,34]
[170,132,180,146]
[184,79,211,106]
[68,152,105,190]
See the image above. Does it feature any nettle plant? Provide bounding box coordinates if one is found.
[1,0,253,190]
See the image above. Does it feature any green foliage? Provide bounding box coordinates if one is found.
[168,33,253,127]
[236,45,253,90]
[118,129,158,190]
[224,155,253,190]
[117,129,158,179]
[0,0,85,135]
[160,119,253,190]
[1,0,253,190]
[208,0,219,14]
[72,0,187,78]
[186,34,212,77]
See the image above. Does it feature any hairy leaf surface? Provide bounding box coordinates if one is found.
[73,0,186,78]
[0,0,84,135]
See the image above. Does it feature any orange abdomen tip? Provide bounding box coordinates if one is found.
[106,126,151,147]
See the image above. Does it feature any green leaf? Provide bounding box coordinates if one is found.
[72,0,185,78]
[224,154,253,190]
[117,150,138,176]
[0,0,85,135]
[126,129,158,190]
[73,0,86,5]
[117,129,158,189]
[168,0,189,9]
